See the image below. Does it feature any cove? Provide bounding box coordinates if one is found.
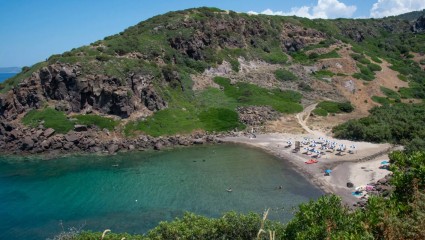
[0,143,323,240]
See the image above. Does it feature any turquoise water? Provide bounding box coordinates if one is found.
[0,73,17,83]
[0,144,323,239]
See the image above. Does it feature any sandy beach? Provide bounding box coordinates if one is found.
[221,132,394,205]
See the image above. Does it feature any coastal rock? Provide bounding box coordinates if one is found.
[64,133,79,143]
[0,63,167,120]
[107,144,119,154]
[40,140,51,149]
[21,136,35,150]
[193,139,205,145]
[74,125,88,132]
[63,142,74,150]
[43,128,55,138]
[154,142,163,150]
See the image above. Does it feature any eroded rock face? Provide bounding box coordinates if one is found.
[237,106,280,126]
[0,63,167,120]
[168,17,326,59]
[281,24,326,52]
[412,15,425,33]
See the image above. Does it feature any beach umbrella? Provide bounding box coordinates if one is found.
[381,160,389,165]
[325,169,332,174]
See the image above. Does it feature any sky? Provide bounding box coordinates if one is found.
[1,0,424,67]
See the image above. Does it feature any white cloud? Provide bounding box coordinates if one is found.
[370,0,425,18]
[247,0,357,19]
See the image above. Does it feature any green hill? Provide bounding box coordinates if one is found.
[1,7,425,240]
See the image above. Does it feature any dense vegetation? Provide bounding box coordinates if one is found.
[333,103,425,152]
[313,101,354,116]
[22,108,119,133]
[2,7,424,138]
[124,77,302,136]
[274,69,298,81]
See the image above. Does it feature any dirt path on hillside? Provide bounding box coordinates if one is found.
[296,103,320,135]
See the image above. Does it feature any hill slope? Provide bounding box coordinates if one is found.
[0,7,424,154]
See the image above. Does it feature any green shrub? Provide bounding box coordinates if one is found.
[313,108,328,116]
[229,59,240,72]
[317,101,354,114]
[371,96,391,105]
[290,51,310,64]
[398,87,414,99]
[368,63,382,72]
[397,74,408,81]
[214,77,303,113]
[298,82,313,92]
[199,108,245,132]
[371,56,383,63]
[261,51,288,64]
[313,70,335,79]
[95,54,111,62]
[124,108,202,137]
[380,86,400,100]
[350,53,370,64]
[333,103,425,145]
[308,52,319,59]
[319,50,340,59]
[74,114,119,130]
[22,108,74,134]
[274,69,298,81]
[285,195,372,240]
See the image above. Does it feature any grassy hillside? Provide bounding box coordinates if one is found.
[2,7,425,138]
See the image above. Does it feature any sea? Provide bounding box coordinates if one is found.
[0,143,323,240]
[0,73,18,83]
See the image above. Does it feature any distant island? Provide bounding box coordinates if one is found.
[0,67,21,73]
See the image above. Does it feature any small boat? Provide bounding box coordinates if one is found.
[226,188,232,192]
[112,164,119,167]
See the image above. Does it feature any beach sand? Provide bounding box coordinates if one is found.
[221,132,394,205]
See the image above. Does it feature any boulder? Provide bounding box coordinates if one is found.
[154,142,163,150]
[193,139,205,145]
[21,136,34,150]
[43,128,55,138]
[74,125,88,132]
[40,140,51,149]
[346,182,354,188]
[108,144,119,154]
[65,133,79,143]
[63,142,74,150]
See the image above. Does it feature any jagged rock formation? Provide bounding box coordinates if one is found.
[412,15,425,33]
[0,63,166,121]
[237,106,280,126]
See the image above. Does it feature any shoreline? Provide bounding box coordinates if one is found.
[220,132,394,206]
[1,129,395,206]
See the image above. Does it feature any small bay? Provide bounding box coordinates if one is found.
[0,143,323,240]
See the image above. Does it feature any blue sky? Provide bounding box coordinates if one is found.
[1,0,424,67]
